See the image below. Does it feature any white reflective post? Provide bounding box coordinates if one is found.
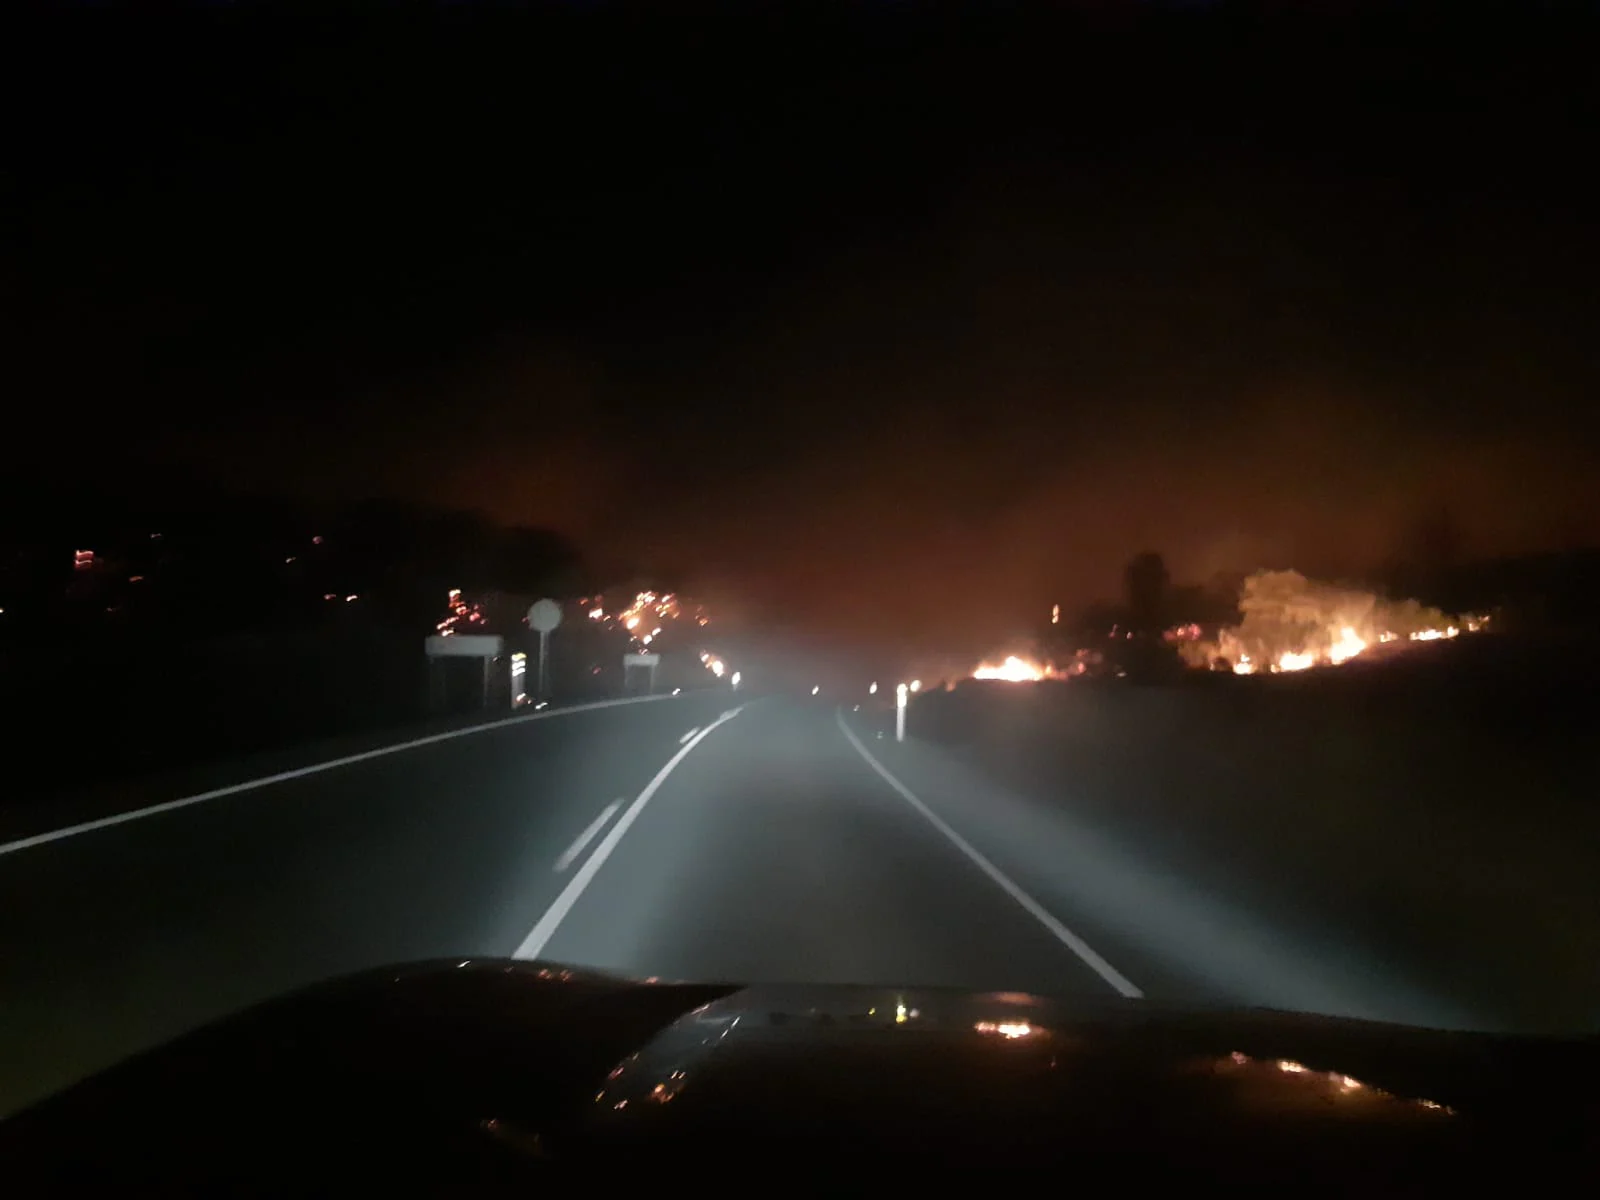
[896,682,908,742]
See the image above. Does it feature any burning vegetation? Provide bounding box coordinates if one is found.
[969,568,1487,684]
[1176,570,1484,675]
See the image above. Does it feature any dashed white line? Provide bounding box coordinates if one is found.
[834,707,1143,999]
[554,801,621,873]
[514,704,746,960]
[679,726,700,745]
[0,692,682,858]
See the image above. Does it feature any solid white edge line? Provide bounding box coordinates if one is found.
[554,801,622,873]
[678,726,700,745]
[513,704,746,960]
[834,707,1144,999]
[0,692,682,858]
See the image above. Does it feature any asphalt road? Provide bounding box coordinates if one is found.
[0,690,1472,1118]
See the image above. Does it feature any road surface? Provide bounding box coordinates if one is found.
[0,691,1470,1117]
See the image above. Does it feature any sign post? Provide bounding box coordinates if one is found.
[527,599,563,699]
[896,682,908,742]
[510,651,528,706]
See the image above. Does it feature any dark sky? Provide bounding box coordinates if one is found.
[14,2,1600,656]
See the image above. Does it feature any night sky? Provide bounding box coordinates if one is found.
[15,3,1600,657]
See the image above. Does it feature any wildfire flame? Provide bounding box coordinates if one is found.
[1328,626,1367,664]
[1188,571,1479,675]
[972,655,1047,682]
[974,1020,1038,1039]
[435,587,486,636]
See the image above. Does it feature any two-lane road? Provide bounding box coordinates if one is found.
[0,692,736,1115]
[0,690,1468,1118]
[525,698,1137,997]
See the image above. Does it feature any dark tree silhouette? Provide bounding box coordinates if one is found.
[1123,550,1170,635]
[1384,505,1464,605]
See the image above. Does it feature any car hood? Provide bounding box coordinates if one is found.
[4,959,1597,1187]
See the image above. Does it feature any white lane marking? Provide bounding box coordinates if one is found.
[555,801,621,873]
[0,693,683,858]
[679,726,700,745]
[514,704,746,959]
[835,708,1143,999]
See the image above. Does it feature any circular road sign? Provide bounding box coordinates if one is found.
[528,599,563,633]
